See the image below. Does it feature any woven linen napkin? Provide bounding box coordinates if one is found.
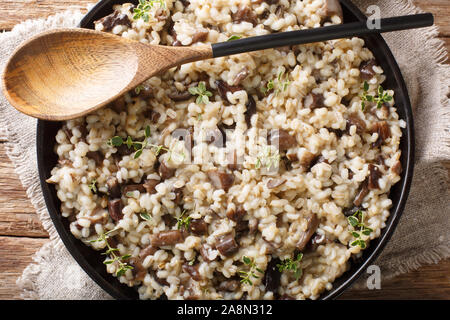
[0,0,448,299]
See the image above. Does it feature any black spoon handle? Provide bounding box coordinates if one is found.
[211,13,434,58]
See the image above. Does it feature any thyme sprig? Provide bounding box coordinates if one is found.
[108,125,183,160]
[361,81,393,111]
[189,81,212,104]
[277,253,303,280]
[239,256,263,286]
[255,146,281,170]
[261,70,290,96]
[227,35,242,41]
[133,0,166,22]
[348,209,373,249]
[88,179,98,194]
[89,229,133,277]
[140,210,152,221]
[176,209,192,230]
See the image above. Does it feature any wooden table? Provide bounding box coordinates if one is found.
[0,0,449,300]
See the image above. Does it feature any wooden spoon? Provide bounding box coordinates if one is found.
[2,13,433,121]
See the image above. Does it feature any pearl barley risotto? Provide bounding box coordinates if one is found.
[47,0,405,300]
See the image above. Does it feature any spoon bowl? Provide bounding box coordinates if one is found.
[2,28,212,120]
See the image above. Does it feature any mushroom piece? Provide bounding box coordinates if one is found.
[143,179,159,194]
[299,151,317,170]
[123,184,146,194]
[226,206,246,222]
[233,67,250,86]
[159,160,176,180]
[303,93,325,109]
[182,263,202,281]
[207,170,235,192]
[318,0,343,21]
[227,149,243,171]
[267,178,286,189]
[189,218,208,235]
[392,160,402,176]
[296,214,320,251]
[268,129,297,151]
[370,121,391,148]
[232,6,258,26]
[263,257,281,292]
[200,243,217,262]
[106,177,121,198]
[191,30,209,44]
[215,80,243,103]
[218,279,240,292]
[168,90,192,101]
[245,94,257,128]
[86,151,104,166]
[108,198,123,222]
[95,10,132,31]
[346,113,367,135]
[215,233,239,257]
[368,164,382,190]
[353,180,369,207]
[359,59,377,80]
[150,230,185,247]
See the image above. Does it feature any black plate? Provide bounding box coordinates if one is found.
[37,0,415,300]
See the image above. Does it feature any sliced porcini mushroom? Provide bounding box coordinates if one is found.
[267,178,286,189]
[226,206,246,222]
[218,279,240,292]
[268,129,297,151]
[234,67,250,86]
[123,184,146,194]
[139,244,158,259]
[299,150,317,170]
[391,160,402,176]
[108,198,123,222]
[191,30,209,44]
[106,177,121,198]
[205,128,225,148]
[189,218,208,235]
[346,113,366,134]
[359,59,377,80]
[173,187,183,204]
[215,80,243,103]
[370,121,391,148]
[353,179,369,207]
[95,10,132,31]
[86,151,104,166]
[168,90,192,101]
[368,164,382,190]
[159,160,176,180]
[227,149,243,171]
[200,243,217,262]
[232,6,258,26]
[182,263,202,281]
[303,93,325,109]
[245,94,257,128]
[318,0,343,20]
[296,214,320,252]
[207,170,235,191]
[143,179,159,194]
[150,230,185,247]
[215,233,239,256]
[263,257,281,292]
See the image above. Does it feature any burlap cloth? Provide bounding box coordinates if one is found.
[0,0,448,299]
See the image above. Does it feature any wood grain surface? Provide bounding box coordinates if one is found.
[0,0,448,300]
